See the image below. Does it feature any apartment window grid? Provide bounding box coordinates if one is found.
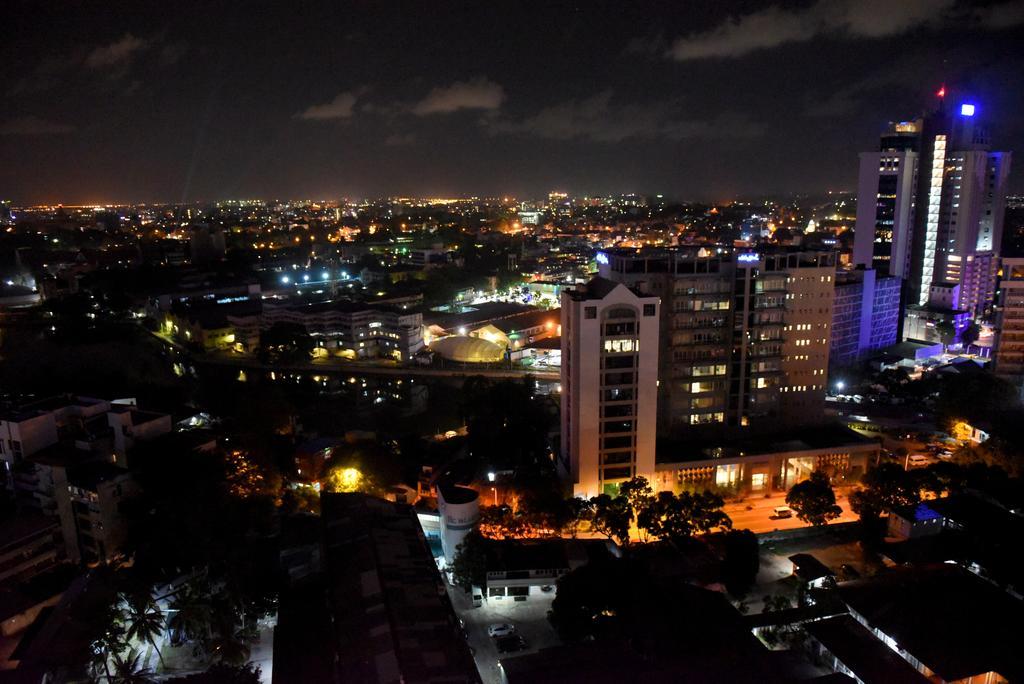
[598,306,640,489]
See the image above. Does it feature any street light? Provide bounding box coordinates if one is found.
[491,487,498,506]
[835,381,845,392]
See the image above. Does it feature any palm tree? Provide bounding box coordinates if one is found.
[88,602,128,683]
[167,586,213,647]
[123,594,166,670]
[109,648,155,684]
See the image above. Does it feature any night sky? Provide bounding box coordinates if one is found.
[2,0,1023,204]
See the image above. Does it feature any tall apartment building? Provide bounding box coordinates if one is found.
[597,249,835,434]
[830,269,901,368]
[560,277,660,498]
[853,97,1012,319]
[1,396,171,565]
[853,121,919,278]
[993,258,1024,392]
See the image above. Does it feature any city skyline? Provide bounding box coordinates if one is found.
[3,1,1024,204]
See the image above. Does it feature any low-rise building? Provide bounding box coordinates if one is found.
[482,538,615,602]
[836,565,1024,682]
[653,423,879,495]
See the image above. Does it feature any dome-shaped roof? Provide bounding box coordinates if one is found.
[430,335,505,363]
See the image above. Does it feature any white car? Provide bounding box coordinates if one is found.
[908,454,930,467]
[488,623,516,638]
[771,506,793,519]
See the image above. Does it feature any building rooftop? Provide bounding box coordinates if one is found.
[489,308,560,335]
[318,493,478,684]
[67,461,128,491]
[657,423,876,465]
[837,564,1024,682]
[422,301,535,331]
[789,553,834,582]
[804,615,929,684]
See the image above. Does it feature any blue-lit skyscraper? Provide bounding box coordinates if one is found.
[854,96,1012,320]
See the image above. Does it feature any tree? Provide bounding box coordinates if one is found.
[934,372,1019,429]
[935,320,957,350]
[110,648,155,684]
[719,529,760,597]
[167,583,213,649]
[450,530,487,591]
[960,321,981,349]
[785,471,842,526]
[618,476,654,515]
[636,490,731,546]
[89,603,128,683]
[561,497,594,539]
[122,594,166,670]
[548,558,638,642]
[849,462,920,540]
[588,494,632,546]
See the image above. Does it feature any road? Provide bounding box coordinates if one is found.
[723,491,859,534]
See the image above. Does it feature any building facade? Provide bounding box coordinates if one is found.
[853,98,1013,321]
[830,269,901,368]
[560,277,659,498]
[993,258,1024,391]
[598,248,836,434]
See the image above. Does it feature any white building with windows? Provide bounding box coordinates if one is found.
[560,277,659,498]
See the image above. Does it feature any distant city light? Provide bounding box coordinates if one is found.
[303,274,310,282]
[936,85,946,98]
[595,252,609,265]
[487,471,496,482]
[737,253,759,263]
[960,103,976,117]
[280,275,290,284]
[322,271,329,279]
[836,381,845,391]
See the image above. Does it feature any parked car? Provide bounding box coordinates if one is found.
[771,506,793,519]
[495,634,526,653]
[908,454,930,467]
[488,623,516,638]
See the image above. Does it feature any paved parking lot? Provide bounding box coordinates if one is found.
[447,587,560,684]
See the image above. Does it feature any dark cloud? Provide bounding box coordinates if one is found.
[85,33,148,69]
[665,0,976,61]
[0,116,74,136]
[296,92,361,120]
[0,1,1021,202]
[490,91,762,143]
[411,78,505,115]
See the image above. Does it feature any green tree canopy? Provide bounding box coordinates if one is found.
[785,471,842,526]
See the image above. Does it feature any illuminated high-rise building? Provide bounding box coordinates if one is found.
[598,248,835,435]
[560,277,659,498]
[853,96,1013,320]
